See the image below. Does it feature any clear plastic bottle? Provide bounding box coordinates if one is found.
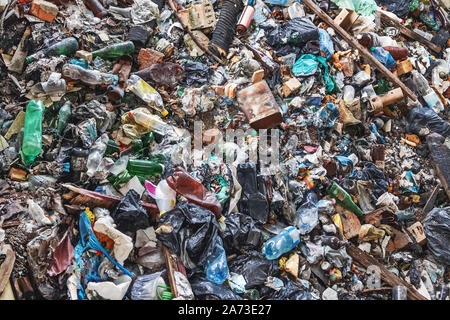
[127,75,167,116]
[296,192,319,235]
[62,64,116,86]
[128,108,169,135]
[412,70,445,113]
[317,198,336,215]
[261,226,300,260]
[205,238,229,284]
[86,133,109,177]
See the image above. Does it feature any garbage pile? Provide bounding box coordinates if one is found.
[0,0,450,301]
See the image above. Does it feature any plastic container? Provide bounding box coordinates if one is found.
[261,226,300,260]
[145,179,177,214]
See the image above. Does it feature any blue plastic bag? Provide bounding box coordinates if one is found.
[318,29,334,60]
[293,54,335,92]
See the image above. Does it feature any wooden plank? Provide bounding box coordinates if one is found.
[301,0,418,101]
[162,245,178,298]
[378,11,441,54]
[346,245,427,300]
[0,244,15,296]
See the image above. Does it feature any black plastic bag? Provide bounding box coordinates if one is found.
[220,212,262,253]
[156,202,220,269]
[237,162,269,224]
[228,251,276,289]
[111,189,150,235]
[407,107,450,137]
[266,17,319,50]
[375,0,413,18]
[181,61,214,86]
[423,207,450,265]
[267,279,316,300]
[189,275,243,300]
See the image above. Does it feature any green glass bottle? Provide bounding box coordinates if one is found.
[127,159,163,177]
[22,100,45,166]
[91,41,135,60]
[105,139,120,157]
[326,180,364,217]
[108,169,133,187]
[56,101,71,136]
[25,37,79,65]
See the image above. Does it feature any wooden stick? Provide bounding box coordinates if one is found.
[0,245,15,296]
[378,11,441,54]
[162,245,178,298]
[302,0,418,101]
[167,0,223,64]
[346,245,427,300]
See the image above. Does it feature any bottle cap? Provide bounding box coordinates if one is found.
[370,47,375,51]
[161,109,169,117]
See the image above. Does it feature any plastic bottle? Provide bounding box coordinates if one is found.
[383,46,409,61]
[56,101,71,136]
[86,133,109,177]
[262,226,300,260]
[296,192,319,235]
[166,166,222,219]
[62,64,116,86]
[127,159,163,177]
[370,47,396,70]
[411,70,445,113]
[25,37,79,64]
[205,238,229,284]
[91,41,135,60]
[127,75,167,116]
[83,0,108,18]
[324,179,364,217]
[144,179,176,214]
[343,85,355,104]
[21,100,45,166]
[128,108,169,135]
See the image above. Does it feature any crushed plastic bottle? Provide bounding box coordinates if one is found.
[21,100,45,167]
[296,192,319,235]
[86,133,109,177]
